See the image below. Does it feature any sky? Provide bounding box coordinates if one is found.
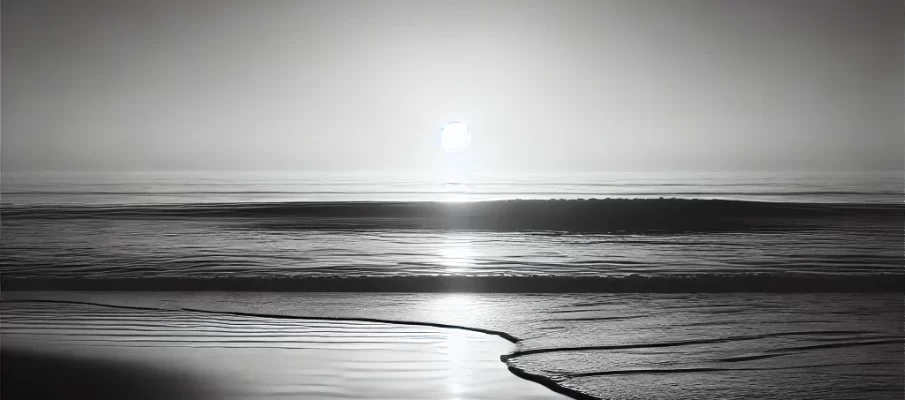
[2,0,902,173]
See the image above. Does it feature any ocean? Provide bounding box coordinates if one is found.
[2,171,901,205]
[1,171,902,399]
[1,171,901,283]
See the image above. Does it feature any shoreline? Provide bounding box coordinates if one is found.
[2,298,593,399]
[4,292,901,400]
[2,299,573,400]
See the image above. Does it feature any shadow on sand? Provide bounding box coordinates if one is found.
[1,347,214,400]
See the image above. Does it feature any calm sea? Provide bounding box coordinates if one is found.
[2,171,902,204]
[1,171,901,282]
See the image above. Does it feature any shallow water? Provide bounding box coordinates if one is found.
[3,292,902,399]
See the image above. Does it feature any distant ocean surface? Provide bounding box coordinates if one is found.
[2,171,902,204]
[1,171,901,285]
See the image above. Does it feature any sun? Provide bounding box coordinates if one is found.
[441,122,471,153]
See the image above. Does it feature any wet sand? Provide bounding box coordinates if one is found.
[5,291,901,399]
[1,302,566,400]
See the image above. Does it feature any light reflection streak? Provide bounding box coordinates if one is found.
[429,293,485,399]
[436,235,477,274]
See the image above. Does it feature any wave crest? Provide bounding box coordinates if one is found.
[4,199,899,233]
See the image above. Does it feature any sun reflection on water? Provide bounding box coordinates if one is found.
[428,293,485,399]
[436,237,477,274]
[445,329,468,397]
[422,293,485,327]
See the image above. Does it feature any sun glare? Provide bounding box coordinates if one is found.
[441,122,471,153]
[437,235,476,274]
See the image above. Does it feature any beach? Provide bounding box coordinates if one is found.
[4,0,902,397]
[1,299,567,400]
[3,291,902,399]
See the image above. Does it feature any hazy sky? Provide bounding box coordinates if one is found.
[3,0,902,173]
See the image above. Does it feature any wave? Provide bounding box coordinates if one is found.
[3,273,902,293]
[3,198,900,233]
[4,189,898,196]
